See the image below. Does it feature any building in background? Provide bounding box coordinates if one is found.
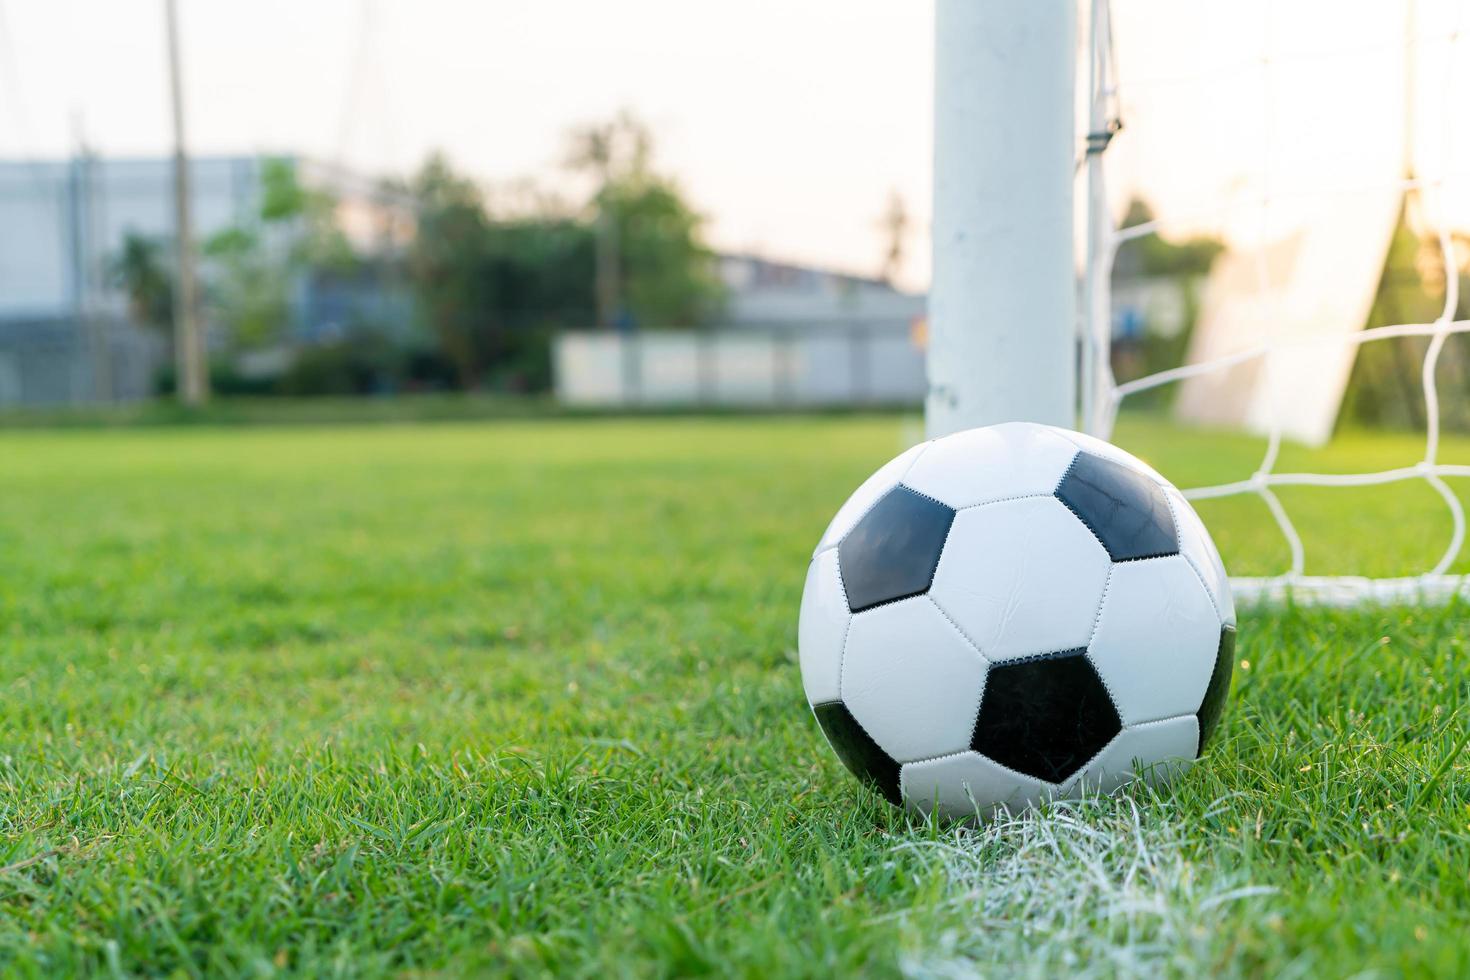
[0,156,267,405]
[716,254,924,328]
[554,255,928,407]
[0,154,410,406]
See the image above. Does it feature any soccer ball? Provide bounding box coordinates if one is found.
[799,422,1236,820]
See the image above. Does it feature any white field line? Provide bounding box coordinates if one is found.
[890,797,1275,979]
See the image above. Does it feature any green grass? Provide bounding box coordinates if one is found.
[0,415,1467,976]
[0,394,913,431]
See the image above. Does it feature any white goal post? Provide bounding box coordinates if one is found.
[928,0,1077,437]
[929,0,1470,605]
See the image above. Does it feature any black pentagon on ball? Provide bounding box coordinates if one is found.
[838,485,955,613]
[970,649,1122,784]
[1195,624,1237,756]
[1055,451,1178,562]
[812,701,902,805]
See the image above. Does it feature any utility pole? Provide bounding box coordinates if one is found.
[165,0,207,405]
[76,134,113,403]
[593,139,619,329]
[878,189,908,286]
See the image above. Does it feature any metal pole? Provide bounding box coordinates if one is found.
[1081,0,1114,435]
[1404,0,1416,183]
[80,148,112,403]
[928,1,1076,437]
[166,0,207,405]
[596,199,619,329]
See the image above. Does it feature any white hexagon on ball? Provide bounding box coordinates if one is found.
[928,496,1111,662]
[841,597,988,763]
[902,421,1079,509]
[1167,486,1237,627]
[900,750,1050,822]
[797,549,847,705]
[1087,555,1224,726]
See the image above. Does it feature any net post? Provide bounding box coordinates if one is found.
[1081,0,1115,437]
[928,1,1077,438]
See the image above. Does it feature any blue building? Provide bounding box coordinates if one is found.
[0,154,410,405]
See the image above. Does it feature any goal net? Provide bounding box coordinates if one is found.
[1081,0,1470,604]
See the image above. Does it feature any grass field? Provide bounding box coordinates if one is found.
[1,414,1467,976]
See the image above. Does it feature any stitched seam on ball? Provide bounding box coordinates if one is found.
[848,590,933,616]
[844,493,958,615]
[930,498,958,586]
[1169,499,1234,623]
[1128,710,1202,730]
[1061,723,1197,796]
[904,747,975,767]
[835,558,854,702]
[838,616,854,695]
[825,441,933,551]
[1058,727,1126,795]
[833,551,851,609]
[1058,432,1170,488]
[1057,451,1081,488]
[1051,447,1082,494]
[954,491,1056,512]
[1179,548,1225,625]
[1086,562,1115,649]
[986,646,1088,668]
[896,439,936,485]
[1083,565,1128,724]
[1084,652,1127,742]
[1055,491,1112,558]
[894,482,949,509]
[815,697,892,786]
[1053,453,1179,563]
[925,594,988,661]
[1160,485,1185,555]
[1110,550,1178,564]
[884,492,961,619]
[978,753,1063,789]
[905,747,1056,788]
[924,595,990,758]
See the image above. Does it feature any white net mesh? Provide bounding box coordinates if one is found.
[1084,0,1470,604]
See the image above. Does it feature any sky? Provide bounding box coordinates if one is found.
[1105,0,1470,248]
[0,0,934,288]
[1,1,1467,293]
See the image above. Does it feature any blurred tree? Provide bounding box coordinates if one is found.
[408,154,497,388]
[566,114,640,328]
[205,158,361,351]
[1340,203,1463,431]
[1109,198,1224,401]
[111,233,175,336]
[1114,199,1224,279]
[408,153,595,389]
[260,157,358,271]
[602,172,724,326]
[203,225,293,350]
[118,132,720,396]
[566,111,724,328]
[410,123,720,390]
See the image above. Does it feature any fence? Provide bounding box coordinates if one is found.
[553,326,927,408]
[0,315,164,407]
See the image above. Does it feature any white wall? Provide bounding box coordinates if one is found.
[554,328,926,407]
